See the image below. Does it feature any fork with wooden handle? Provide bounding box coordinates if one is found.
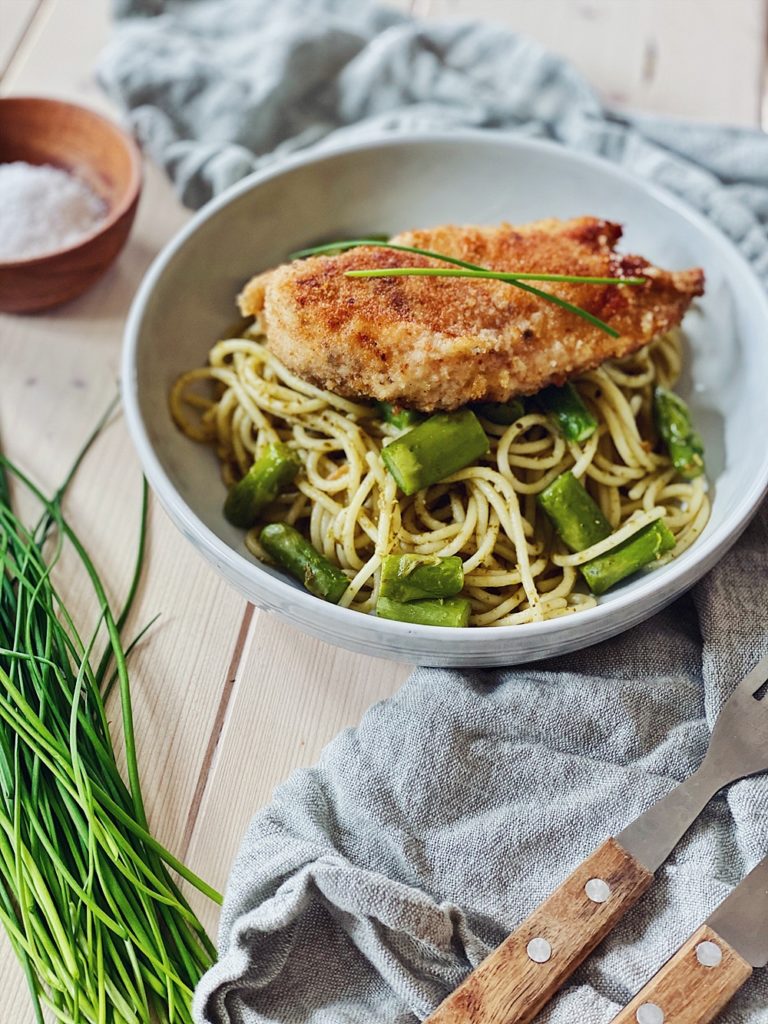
[611,853,768,1024]
[426,653,768,1024]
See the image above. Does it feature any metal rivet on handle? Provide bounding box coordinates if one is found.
[696,940,723,967]
[585,878,611,903]
[526,937,552,963]
[636,1004,664,1024]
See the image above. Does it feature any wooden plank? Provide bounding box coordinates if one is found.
[418,0,765,125]
[0,0,250,1019]
[1,0,111,106]
[0,0,42,77]
[183,616,410,932]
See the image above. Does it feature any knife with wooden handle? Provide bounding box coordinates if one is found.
[425,653,768,1024]
[611,854,768,1024]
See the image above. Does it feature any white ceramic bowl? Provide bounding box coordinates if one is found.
[122,132,768,667]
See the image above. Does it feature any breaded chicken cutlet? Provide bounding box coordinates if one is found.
[238,217,704,412]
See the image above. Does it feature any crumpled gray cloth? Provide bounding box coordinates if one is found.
[99,0,768,290]
[192,504,768,1023]
[99,2,768,1021]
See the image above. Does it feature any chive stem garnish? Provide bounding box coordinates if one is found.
[290,239,484,269]
[345,267,646,286]
[290,238,646,338]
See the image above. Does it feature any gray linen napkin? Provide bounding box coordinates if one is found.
[190,508,768,1023]
[100,2,768,1020]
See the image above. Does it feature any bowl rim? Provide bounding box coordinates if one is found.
[0,95,143,269]
[122,129,768,644]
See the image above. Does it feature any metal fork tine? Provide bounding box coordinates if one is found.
[736,650,768,698]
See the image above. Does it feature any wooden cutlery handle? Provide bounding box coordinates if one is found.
[610,924,752,1024]
[426,838,652,1024]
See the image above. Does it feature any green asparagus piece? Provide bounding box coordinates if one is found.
[381,410,489,496]
[376,595,472,628]
[471,399,525,425]
[536,383,597,442]
[376,402,425,430]
[666,434,705,480]
[260,523,350,603]
[224,443,301,528]
[653,386,705,480]
[537,471,612,553]
[539,471,676,596]
[581,520,676,595]
[380,553,464,602]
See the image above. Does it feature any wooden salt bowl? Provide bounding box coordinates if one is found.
[0,97,142,313]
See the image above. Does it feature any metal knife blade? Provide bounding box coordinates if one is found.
[708,856,768,968]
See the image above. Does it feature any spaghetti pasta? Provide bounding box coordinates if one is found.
[170,325,709,627]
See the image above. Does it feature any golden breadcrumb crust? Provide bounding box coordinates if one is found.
[238,217,704,411]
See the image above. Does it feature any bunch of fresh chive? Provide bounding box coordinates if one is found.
[291,239,646,337]
[0,414,220,1024]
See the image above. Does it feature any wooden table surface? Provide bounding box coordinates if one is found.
[1,0,766,1018]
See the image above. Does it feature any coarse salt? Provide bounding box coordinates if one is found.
[0,161,107,262]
